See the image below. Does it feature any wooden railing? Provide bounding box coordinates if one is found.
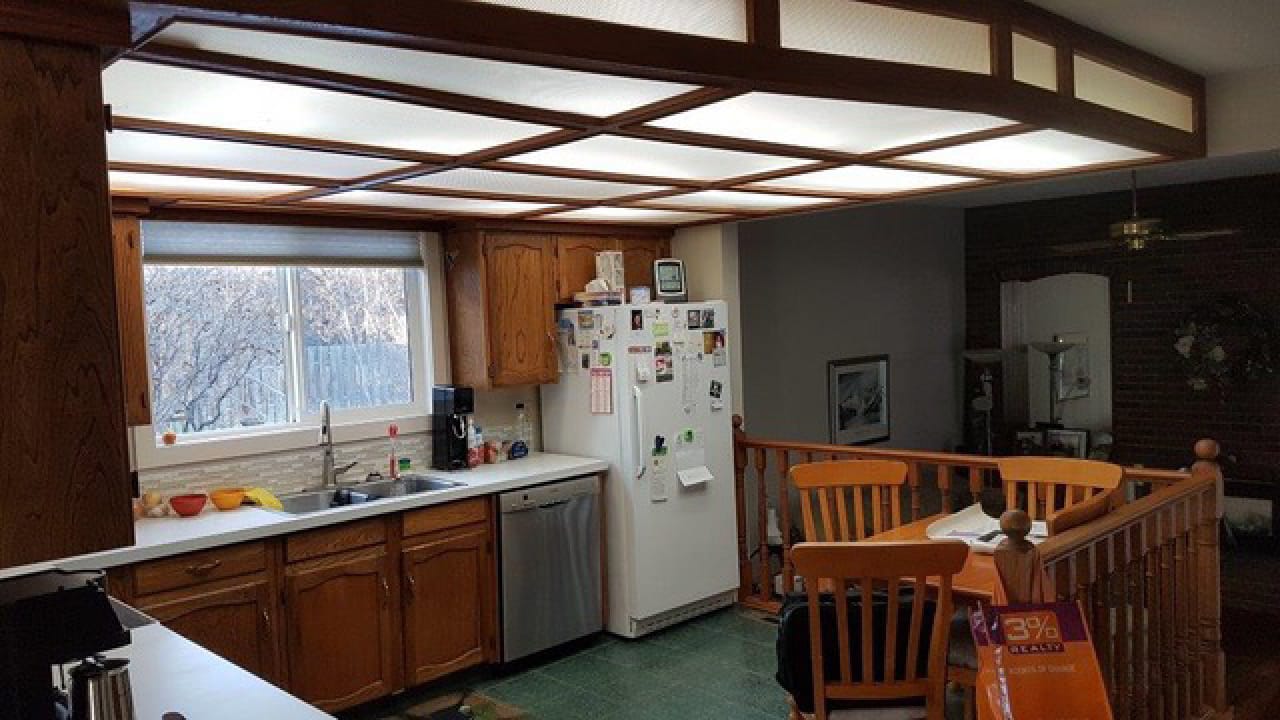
[731,416,1185,610]
[732,416,1228,720]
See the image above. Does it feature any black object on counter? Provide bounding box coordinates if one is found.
[431,385,475,471]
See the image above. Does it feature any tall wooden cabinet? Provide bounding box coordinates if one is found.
[444,226,670,388]
[111,213,153,427]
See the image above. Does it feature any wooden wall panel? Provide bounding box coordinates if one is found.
[112,215,153,426]
[0,35,134,568]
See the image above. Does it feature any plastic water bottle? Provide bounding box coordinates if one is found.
[515,403,531,446]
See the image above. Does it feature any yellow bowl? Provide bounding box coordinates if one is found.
[210,487,246,511]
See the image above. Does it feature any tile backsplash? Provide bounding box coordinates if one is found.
[138,387,544,499]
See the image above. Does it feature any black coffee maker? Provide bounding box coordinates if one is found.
[0,570,132,720]
[431,385,474,471]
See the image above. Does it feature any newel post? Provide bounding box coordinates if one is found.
[993,509,1051,603]
[733,415,751,601]
[1191,438,1227,713]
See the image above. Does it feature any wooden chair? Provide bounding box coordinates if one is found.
[996,456,1123,528]
[791,460,909,542]
[789,540,970,720]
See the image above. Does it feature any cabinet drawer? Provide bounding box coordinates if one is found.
[134,542,266,595]
[403,498,489,538]
[287,518,387,563]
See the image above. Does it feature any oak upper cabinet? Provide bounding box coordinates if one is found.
[137,577,283,685]
[402,523,494,684]
[619,236,671,296]
[111,214,152,426]
[284,545,400,712]
[555,235,616,300]
[445,230,558,388]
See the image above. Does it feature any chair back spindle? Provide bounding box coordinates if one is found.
[792,460,908,542]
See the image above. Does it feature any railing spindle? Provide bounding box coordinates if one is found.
[777,449,793,597]
[754,446,770,604]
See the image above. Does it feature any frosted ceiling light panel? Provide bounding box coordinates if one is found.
[781,0,990,73]
[107,130,411,179]
[468,0,747,41]
[1013,33,1058,92]
[1074,55,1195,132]
[506,135,809,181]
[541,207,725,224]
[154,23,697,118]
[643,190,838,211]
[650,92,1014,154]
[752,165,974,194]
[305,190,553,215]
[109,171,309,199]
[398,168,664,200]
[103,61,552,156]
[901,129,1158,174]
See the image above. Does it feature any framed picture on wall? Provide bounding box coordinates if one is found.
[1044,428,1089,458]
[828,355,890,445]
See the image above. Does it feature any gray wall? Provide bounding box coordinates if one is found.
[738,204,966,451]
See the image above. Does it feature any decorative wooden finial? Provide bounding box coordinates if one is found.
[732,414,744,431]
[994,508,1046,604]
[1000,509,1033,547]
[1194,438,1220,462]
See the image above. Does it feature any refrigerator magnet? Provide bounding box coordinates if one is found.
[577,310,595,330]
[630,309,644,332]
[652,322,671,338]
[686,309,702,329]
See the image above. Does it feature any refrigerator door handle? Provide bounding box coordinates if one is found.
[633,385,646,478]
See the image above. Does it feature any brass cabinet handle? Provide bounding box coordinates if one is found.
[406,573,417,602]
[380,576,390,607]
[185,560,222,576]
[262,609,272,637]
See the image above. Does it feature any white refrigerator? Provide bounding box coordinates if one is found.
[540,301,739,638]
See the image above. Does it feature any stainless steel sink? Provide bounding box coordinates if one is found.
[273,475,465,515]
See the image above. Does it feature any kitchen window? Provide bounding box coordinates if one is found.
[138,222,433,455]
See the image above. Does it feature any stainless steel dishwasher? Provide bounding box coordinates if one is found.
[499,474,602,662]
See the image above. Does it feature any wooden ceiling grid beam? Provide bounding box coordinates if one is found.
[125,0,1203,157]
[108,161,340,188]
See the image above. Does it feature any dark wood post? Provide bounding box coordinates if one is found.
[732,415,751,600]
[1190,438,1226,714]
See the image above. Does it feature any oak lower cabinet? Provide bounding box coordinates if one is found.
[402,523,495,685]
[284,545,400,713]
[135,577,283,685]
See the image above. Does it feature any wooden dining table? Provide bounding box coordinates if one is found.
[865,513,998,602]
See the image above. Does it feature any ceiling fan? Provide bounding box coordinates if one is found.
[1050,170,1238,254]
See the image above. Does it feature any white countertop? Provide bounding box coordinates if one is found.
[105,622,333,720]
[1,453,607,579]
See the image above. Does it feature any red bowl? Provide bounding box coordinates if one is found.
[169,494,208,517]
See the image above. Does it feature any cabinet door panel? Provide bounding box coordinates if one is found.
[484,233,557,386]
[555,235,616,301]
[402,525,493,684]
[285,549,398,712]
[620,237,670,295]
[138,579,281,685]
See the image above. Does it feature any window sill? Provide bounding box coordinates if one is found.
[133,413,429,471]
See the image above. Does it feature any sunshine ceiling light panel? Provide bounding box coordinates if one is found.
[1073,55,1196,132]
[109,171,309,199]
[650,92,1015,154]
[751,165,976,195]
[107,130,412,179]
[153,22,698,118]
[467,0,748,41]
[540,207,726,224]
[781,0,991,73]
[303,189,554,215]
[506,135,810,182]
[103,61,554,156]
[900,130,1158,174]
[397,168,666,200]
[642,190,841,212]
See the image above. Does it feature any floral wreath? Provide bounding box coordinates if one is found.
[1175,296,1277,394]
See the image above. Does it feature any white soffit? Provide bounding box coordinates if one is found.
[303,190,553,215]
[751,164,976,194]
[397,168,666,200]
[781,0,991,74]
[110,171,309,199]
[506,135,810,181]
[642,190,840,211]
[154,22,698,118]
[540,207,726,224]
[102,61,553,156]
[467,0,748,42]
[901,130,1159,174]
[649,92,1015,154]
[107,130,411,179]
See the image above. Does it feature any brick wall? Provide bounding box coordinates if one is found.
[966,173,1280,477]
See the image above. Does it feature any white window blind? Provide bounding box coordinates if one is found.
[140,221,424,267]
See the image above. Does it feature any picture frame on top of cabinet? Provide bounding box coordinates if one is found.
[1045,428,1090,458]
[828,354,889,445]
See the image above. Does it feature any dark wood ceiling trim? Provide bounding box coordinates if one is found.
[2,0,130,47]
[143,200,448,231]
[126,0,1202,157]
[112,115,451,164]
[481,160,696,190]
[746,0,781,48]
[130,42,600,130]
[109,161,338,188]
[861,122,1036,161]
[444,218,674,238]
[377,183,595,208]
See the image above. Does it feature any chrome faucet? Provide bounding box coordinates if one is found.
[319,401,358,488]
